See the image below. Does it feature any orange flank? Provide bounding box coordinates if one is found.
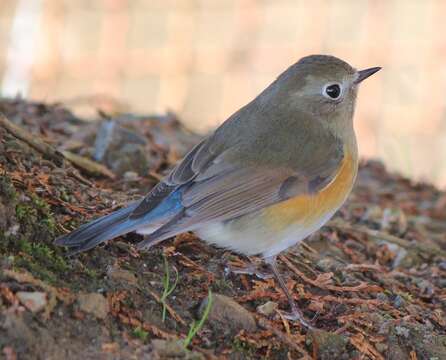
[264,151,358,230]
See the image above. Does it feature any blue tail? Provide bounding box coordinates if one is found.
[55,190,185,255]
[54,201,142,255]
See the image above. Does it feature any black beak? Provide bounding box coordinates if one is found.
[355,67,381,84]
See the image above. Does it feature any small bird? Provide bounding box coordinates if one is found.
[55,55,380,327]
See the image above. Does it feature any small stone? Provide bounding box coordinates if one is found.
[107,267,138,286]
[375,342,388,353]
[416,279,434,297]
[151,339,186,357]
[437,278,446,288]
[77,293,108,319]
[316,257,344,273]
[392,247,423,269]
[310,329,349,360]
[150,339,204,359]
[393,295,406,308]
[16,291,47,313]
[256,301,278,316]
[94,121,150,176]
[394,326,410,338]
[388,322,446,359]
[199,294,257,334]
[123,171,138,181]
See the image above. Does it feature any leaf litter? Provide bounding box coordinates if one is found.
[0,98,445,359]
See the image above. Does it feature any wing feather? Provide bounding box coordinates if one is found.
[131,113,345,249]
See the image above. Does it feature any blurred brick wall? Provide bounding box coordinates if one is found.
[1,0,446,187]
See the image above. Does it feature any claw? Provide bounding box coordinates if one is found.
[228,256,315,329]
[265,256,315,329]
[225,262,273,280]
[280,309,315,330]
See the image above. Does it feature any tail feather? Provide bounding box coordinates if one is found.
[54,189,186,255]
[55,201,141,254]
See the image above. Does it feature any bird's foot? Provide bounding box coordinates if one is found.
[279,307,315,330]
[226,261,273,280]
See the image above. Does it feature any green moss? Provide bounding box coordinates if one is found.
[132,327,149,342]
[59,189,71,203]
[31,194,57,235]
[11,239,69,284]
[310,330,349,360]
[61,218,82,232]
[17,238,32,253]
[14,193,56,233]
[83,266,99,279]
[396,291,413,302]
[43,217,56,233]
[15,203,37,222]
[212,278,234,293]
[32,195,53,219]
[232,338,256,358]
[12,192,59,250]
[28,242,68,273]
[14,256,58,284]
[0,176,17,201]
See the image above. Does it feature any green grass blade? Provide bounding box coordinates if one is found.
[183,288,213,349]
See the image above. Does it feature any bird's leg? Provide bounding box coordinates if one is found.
[265,256,313,329]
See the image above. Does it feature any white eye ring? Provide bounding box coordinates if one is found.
[322,82,343,100]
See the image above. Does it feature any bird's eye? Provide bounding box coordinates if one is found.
[323,83,342,100]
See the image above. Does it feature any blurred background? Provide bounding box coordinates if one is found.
[1,0,445,188]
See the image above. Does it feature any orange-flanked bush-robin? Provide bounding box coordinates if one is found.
[56,55,381,327]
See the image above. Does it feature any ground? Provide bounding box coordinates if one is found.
[0,98,445,359]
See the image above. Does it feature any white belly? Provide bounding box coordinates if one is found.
[195,208,338,258]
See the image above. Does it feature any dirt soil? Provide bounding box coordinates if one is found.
[0,98,445,360]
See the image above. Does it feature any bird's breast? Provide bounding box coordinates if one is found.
[263,150,357,230]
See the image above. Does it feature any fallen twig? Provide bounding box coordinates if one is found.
[146,288,187,326]
[350,332,384,360]
[0,112,64,166]
[118,313,179,339]
[62,150,116,179]
[256,316,311,359]
[0,112,115,179]
[280,255,383,293]
[329,219,446,258]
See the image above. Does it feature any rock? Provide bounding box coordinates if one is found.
[107,267,138,286]
[94,121,150,176]
[316,256,345,273]
[392,295,406,309]
[386,322,446,360]
[1,313,63,358]
[77,293,108,319]
[391,246,423,269]
[16,291,47,313]
[394,326,410,338]
[310,330,350,360]
[123,171,139,181]
[256,301,278,316]
[198,294,257,336]
[415,279,435,298]
[92,114,202,178]
[148,339,204,359]
[375,342,388,353]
